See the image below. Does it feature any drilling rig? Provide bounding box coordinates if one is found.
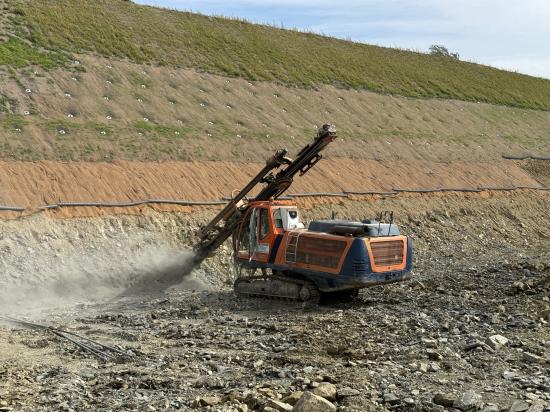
[192,124,412,302]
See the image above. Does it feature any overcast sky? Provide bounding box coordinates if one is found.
[134,0,550,79]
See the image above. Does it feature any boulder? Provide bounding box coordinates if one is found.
[526,401,546,412]
[337,387,361,398]
[509,400,530,412]
[383,393,400,405]
[427,349,444,360]
[264,399,293,412]
[312,382,337,401]
[522,352,543,363]
[485,335,509,350]
[418,362,429,373]
[196,396,222,407]
[293,392,336,412]
[434,393,458,408]
[453,390,483,411]
[282,391,303,406]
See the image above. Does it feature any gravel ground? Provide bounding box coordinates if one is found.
[0,192,549,411]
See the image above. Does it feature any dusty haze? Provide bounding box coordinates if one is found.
[0,219,209,315]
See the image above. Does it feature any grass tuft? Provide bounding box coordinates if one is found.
[1,114,27,130]
[133,120,191,138]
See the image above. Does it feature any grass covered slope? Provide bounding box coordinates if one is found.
[0,38,65,68]
[6,0,550,110]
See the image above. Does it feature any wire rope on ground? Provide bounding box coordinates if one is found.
[2,186,549,215]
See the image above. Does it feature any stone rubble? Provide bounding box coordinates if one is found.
[0,197,549,411]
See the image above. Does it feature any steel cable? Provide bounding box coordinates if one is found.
[1,186,549,214]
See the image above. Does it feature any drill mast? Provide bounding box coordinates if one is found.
[193,124,337,264]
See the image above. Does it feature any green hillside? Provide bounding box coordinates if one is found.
[5,0,550,110]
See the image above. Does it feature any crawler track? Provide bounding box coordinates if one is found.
[234,275,320,304]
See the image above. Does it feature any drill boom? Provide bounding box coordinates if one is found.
[193,124,337,264]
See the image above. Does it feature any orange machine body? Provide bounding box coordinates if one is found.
[234,200,412,292]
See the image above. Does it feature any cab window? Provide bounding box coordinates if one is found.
[260,208,270,239]
[273,208,283,228]
[238,211,251,252]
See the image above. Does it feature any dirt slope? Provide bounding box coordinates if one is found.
[0,158,544,215]
[522,159,550,187]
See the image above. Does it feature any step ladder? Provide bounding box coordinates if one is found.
[285,232,301,264]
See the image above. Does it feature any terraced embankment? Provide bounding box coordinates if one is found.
[2,55,550,163]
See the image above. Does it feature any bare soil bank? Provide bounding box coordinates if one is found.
[1,190,548,312]
[0,158,544,217]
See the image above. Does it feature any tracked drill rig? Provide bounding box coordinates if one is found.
[192,124,412,302]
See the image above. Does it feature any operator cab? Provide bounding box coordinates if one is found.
[235,200,303,262]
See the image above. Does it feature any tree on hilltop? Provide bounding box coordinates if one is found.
[429,44,460,60]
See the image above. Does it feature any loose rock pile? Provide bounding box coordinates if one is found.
[0,194,549,411]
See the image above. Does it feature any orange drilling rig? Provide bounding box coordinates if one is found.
[192,124,412,302]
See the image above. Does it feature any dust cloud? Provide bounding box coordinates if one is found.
[0,241,207,315]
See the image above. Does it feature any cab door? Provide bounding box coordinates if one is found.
[235,207,274,263]
[249,208,259,257]
[255,207,274,263]
[236,208,258,260]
